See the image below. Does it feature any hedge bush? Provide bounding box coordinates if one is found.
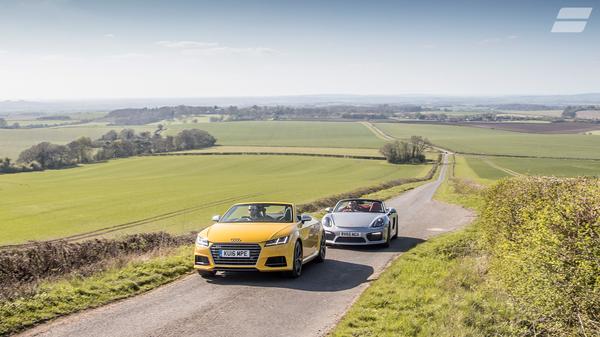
[480,177,599,336]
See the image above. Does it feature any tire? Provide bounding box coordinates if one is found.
[382,226,391,248]
[287,241,303,278]
[197,270,216,278]
[392,219,398,240]
[315,232,326,263]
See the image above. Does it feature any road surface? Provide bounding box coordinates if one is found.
[20,155,474,337]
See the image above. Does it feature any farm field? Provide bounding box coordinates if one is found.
[452,155,600,183]
[468,156,600,178]
[496,109,563,117]
[178,145,383,157]
[165,121,384,149]
[462,121,600,134]
[0,155,431,245]
[0,121,382,160]
[375,122,600,159]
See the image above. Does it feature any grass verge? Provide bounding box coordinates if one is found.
[329,228,518,337]
[434,154,484,210]
[0,245,193,335]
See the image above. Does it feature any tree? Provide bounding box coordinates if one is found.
[154,124,165,136]
[409,136,430,160]
[562,106,578,118]
[100,130,118,141]
[0,118,7,128]
[18,142,74,169]
[118,129,136,140]
[379,136,429,164]
[174,129,216,150]
[67,137,94,163]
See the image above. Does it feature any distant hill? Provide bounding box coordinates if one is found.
[2,93,600,114]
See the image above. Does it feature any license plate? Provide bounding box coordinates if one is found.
[220,250,250,258]
[340,232,361,237]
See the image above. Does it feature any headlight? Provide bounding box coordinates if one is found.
[322,217,333,228]
[265,236,289,246]
[196,235,209,247]
[371,217,386,228]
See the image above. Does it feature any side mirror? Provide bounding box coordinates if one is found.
[325,207,333,213]
[211,215,220,222]
[300,214,312,223]
[387,208,397,214]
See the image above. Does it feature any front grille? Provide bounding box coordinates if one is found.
[210,243,261,266]
[265,256,287,267]
[335,237,366,243]
[324,231,335,241]
[195,255,210,265]
[214,267,258,272]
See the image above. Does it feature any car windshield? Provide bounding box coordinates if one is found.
[334,200,384,213]
[220,204,294,223]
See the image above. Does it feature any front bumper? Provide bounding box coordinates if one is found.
[324,226,387,246]
[194,242,295,272]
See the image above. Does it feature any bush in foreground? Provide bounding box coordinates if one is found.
[481,177,599,336]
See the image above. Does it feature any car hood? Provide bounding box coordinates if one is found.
[331,212,384,228]
[203,222,295,243]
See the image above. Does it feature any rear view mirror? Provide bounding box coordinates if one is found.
[387,208,397,214]
[300,214,312,223]
[211,215,220,222]
[325,207,333,213]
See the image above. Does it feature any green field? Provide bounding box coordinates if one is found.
[179,145,383,157]
[165,121,384,149]
[469,156,600,178]
[376,122,600,159]
[0,155,431,245]
[0,121,382,160]
[451,155,600,183]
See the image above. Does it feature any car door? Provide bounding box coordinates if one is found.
[296,209,317,257]
[384,202,398,235]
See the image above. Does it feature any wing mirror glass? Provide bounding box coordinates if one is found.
[325,207,333,213]
[300,214,312,223]
[387,208,397,214]
[211,215,220,222]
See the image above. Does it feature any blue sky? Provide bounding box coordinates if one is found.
[0,0,598,99]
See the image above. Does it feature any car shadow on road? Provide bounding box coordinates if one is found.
[202,236,425,292]
[204,258,373,292]
[330,236,425,254]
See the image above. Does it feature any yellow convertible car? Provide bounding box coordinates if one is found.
[194,202,326,278]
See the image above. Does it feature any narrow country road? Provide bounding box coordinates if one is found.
[19,154,474,337]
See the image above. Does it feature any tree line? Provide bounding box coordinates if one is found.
[103,104,426,125]
[379,136,430,164]
[0,127,216,174]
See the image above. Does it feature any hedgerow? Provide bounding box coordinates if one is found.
[480,177,599,336]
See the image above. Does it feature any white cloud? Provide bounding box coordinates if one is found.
[104,33,115,38]
[155,40,278,56]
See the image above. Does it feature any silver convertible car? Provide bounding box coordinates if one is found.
[321,199,398,246]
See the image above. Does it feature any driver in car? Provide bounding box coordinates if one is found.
[248,205,272,221]
[341,200,359,212]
